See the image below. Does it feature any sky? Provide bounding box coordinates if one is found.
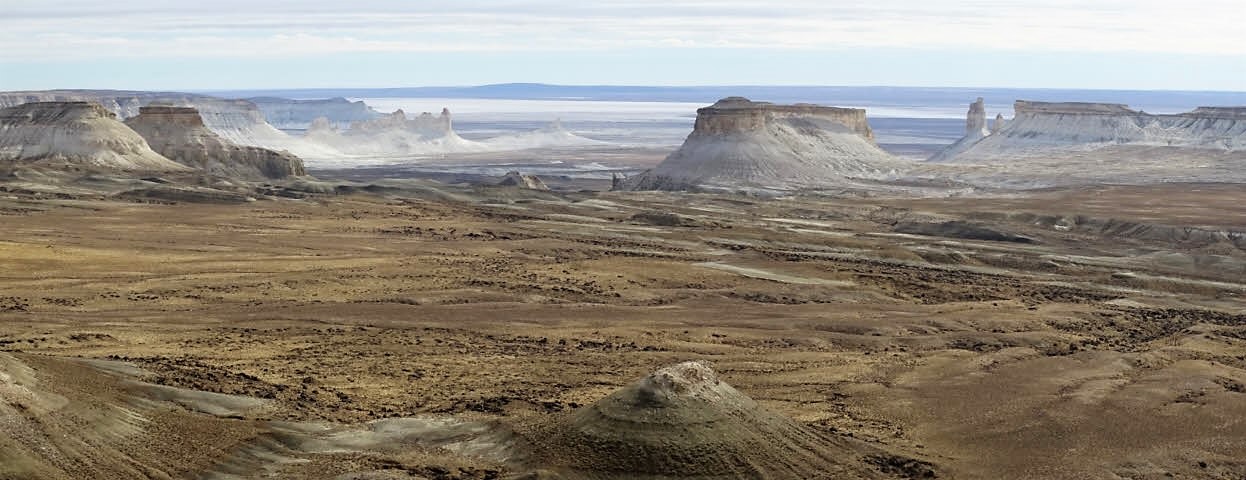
[1,0,1244,92]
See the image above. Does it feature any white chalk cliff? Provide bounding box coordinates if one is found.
[625,97,904,191]
[0,91,343,161]
[0,102,188,171]
[932,100,1246,163]
[247,97,381,130]
[929,97,999,162]
[125,106,307,179]
[304,108,487,157]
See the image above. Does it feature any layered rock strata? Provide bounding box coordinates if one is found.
[0,102,187,171]
[247,97,381,130]
[932,100,1246,163]
[0,91,341,160]
[125,106,307,179]
[624,97,902,191]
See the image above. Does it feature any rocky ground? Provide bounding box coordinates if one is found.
[1,180,1245,479]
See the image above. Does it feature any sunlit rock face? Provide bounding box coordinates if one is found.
[0,101,187,171]
[624,97,903,192]
[125,105,306,179]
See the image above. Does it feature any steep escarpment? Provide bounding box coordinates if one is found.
[125,106,306,179]
[624,97,903,191]
[248,97,381,130]
[0,91,343,161]
[0,90,218,119]
[0,102,187,171]
[933,100,1246,162]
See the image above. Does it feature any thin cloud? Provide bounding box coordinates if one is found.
[2,0,1243,60]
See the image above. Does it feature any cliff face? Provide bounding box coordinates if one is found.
[626,97,902,191]
[929,98,1001,162]
[0,91,343,161]
[125,106,306,179]
[966,98,989,137]
[248,97,381,130]
[0,102,187,171]
[931,100,1246,163]
[688,97,874,140]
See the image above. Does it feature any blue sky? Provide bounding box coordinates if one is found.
[2,0,1244,91]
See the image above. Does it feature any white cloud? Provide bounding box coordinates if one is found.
[1,0,1243,60]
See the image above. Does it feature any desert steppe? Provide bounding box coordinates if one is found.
[2,179,1245,479]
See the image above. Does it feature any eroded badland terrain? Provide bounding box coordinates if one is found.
[2,182,1246,479]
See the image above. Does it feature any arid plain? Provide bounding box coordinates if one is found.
[2,180,1245,479]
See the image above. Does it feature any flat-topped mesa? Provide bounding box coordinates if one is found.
[0,101,187,171]
[1184,106,1246,120]
[125,106,306,179]
[132,105,205,126]
[248,96,381,129]
[693,97,875,141]
[1013,100,1139,116]
[624,97,902,191]
[931,99,1246,164]
[0,100,116,123]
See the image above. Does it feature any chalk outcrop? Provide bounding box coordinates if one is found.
[522,361,883,479]
[932,100,1246,163]
[992,113,1006,134]
[966,97,989,137]
[0,102,188,171]
[305,108,489,157]
[0,91,345,161]
[248,97,381,130]
[624,97,902,191]
[929,97,1001,162]
[125,106,306,179]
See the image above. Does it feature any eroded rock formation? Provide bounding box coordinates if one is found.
[248,97,381,130]
[305,107,488,157]
[0,102,187,171]
[0,91,344,161]
[520,361,889,479]
[992,113,1006,134]
[125,106,306,179]
[933,100,1246,163]
[496,171,549,190]
[967,97,989,137]
[928,98,1002,162]
[624,97,902,191]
